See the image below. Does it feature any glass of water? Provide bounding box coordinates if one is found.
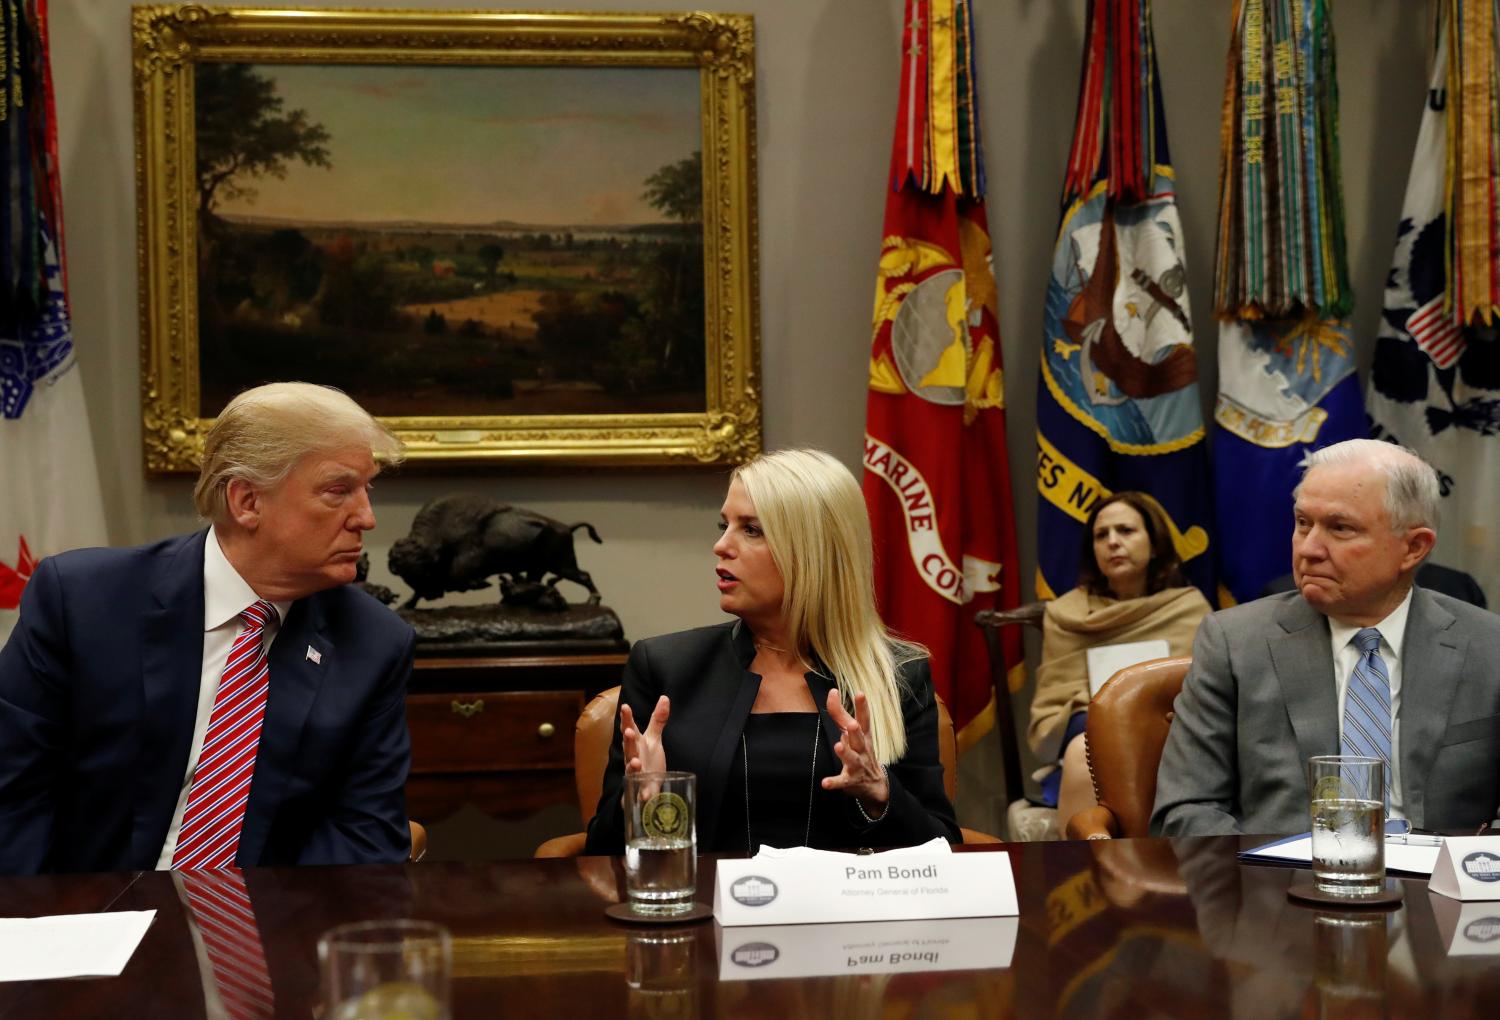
[319,919,451,1020]
[624,770,697,916]
[1308,755,1385,897]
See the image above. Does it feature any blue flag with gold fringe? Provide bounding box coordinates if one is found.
[1210,0,1364,605]
[1036,0,1214,602]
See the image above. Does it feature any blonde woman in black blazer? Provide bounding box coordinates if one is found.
[585,449,958,854]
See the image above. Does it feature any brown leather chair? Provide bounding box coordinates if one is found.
[1065,656,1191,840]
[408,820,428,862]
[534,685,998,856]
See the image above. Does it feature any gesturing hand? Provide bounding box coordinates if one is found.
[820,689,890,817]
[621,695,671,775]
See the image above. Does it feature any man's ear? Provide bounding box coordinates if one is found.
[224,477,261,531]
[1400,526,1437,572]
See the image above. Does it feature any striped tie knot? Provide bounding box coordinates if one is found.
[1354,627,1382,656]
[240,600,277,633]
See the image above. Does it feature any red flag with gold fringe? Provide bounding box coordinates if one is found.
[862,0,1021,750]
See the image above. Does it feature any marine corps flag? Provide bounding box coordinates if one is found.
[1368,1,1500,600]
[0,0,107,643]
[1211,0,1364,605]
[863,0,1021,748]
[1036,0,1215,601]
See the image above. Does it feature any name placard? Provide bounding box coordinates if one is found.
[712,851,1017,926]
[715,916,1018,980]
[1427,837,1500,901]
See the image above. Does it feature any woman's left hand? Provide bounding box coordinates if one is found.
[821,689,890,817]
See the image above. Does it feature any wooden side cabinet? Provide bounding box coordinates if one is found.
[404,649,628,823]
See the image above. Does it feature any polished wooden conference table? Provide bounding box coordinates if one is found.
[3,835,1497,1018]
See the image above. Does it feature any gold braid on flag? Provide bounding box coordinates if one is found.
[1212,0,1352,320]
[1447,0,1500,326]
[914,0,985,198]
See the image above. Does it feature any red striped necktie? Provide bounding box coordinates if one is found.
[173,600,277,870]
[180,869,275,1019]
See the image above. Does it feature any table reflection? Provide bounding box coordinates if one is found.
[626,929,699,1020]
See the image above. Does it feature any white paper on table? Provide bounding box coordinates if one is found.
[0,911,156,981]
[1085,640,1169,696]
[1239,833,1443,876]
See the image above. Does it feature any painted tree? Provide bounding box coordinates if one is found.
[195,63,332,222]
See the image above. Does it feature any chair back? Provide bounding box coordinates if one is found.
[933,694,958,803]
[571,685,961,821]
[1083,656,1191,837]
[574,686,621,820]
[974,602,1046,805]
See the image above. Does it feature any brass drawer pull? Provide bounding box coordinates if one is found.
[451,699,485,719]
[538,722,556,739]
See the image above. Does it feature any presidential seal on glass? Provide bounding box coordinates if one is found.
[1309,755,1385,897]
[624,770,697,915]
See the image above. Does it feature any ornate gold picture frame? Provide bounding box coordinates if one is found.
[133,6,759,471]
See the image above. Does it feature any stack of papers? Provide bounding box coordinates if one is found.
[1240,833,1444,876]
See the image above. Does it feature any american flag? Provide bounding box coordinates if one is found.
[1405,295,1467,369]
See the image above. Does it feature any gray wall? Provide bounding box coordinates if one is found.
[50,0,1431,832]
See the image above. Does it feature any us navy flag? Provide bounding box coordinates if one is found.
[1036,0,1214,601]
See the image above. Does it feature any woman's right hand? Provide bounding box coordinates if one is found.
[621,695,671,774]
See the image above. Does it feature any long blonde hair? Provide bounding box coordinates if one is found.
[733,448,921,763]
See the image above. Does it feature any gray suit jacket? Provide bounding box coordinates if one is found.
[1152,587,1500,836]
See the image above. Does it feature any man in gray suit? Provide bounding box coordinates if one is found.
[1153,439,1500,836]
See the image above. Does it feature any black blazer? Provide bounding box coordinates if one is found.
[0,529,415,874]
[584,621,959,854]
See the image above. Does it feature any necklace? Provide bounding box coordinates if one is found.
[742,715,821,855]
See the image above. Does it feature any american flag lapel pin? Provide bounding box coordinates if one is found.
[306,645,323,665]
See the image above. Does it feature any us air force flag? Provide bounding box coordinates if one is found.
[1214,319,1363,601]
[1368,19,1500,601]
[1036,0,1214,601]
[1210,0,1365,604]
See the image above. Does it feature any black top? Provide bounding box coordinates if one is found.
[716,712,830,854]
[584,620,960,855]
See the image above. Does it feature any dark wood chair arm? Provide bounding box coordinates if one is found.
[535,832,588,858]
[973,602,1047,630]
[960,827,1004,845]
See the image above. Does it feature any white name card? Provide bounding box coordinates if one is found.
[712,851,1017,926]
[1427,837,1500,901]
[1427,891,1500,956]
[715,915,1018,980]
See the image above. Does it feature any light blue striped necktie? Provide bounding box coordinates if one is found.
[1341,627,1392,806]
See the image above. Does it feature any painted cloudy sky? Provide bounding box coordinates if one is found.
[212,63,702,227]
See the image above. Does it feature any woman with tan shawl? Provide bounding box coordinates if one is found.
[1029,492,1210,826]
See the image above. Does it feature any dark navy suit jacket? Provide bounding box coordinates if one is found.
[0,529,415,874]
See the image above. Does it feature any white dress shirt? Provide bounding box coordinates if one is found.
[155,530,291,868]
[1327,587,1413,821]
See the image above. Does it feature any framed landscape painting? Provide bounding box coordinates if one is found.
[133,6,760,470]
